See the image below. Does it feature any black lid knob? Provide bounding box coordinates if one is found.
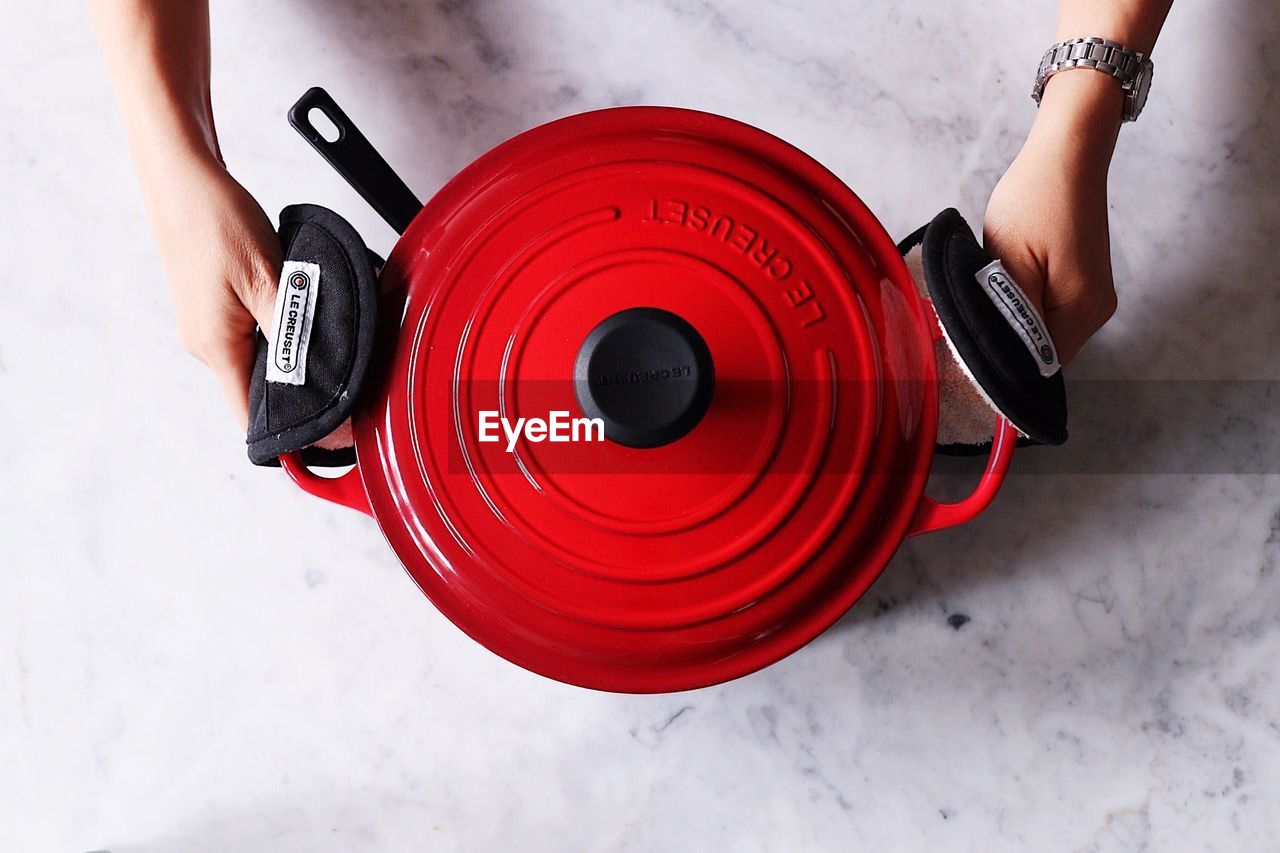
[573,308,714,449]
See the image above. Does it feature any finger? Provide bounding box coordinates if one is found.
[1044,286,1116,366]
[314,419,355,450]
[219,328,356,450]
[211,346,254,431]
[1042,309,1085,366]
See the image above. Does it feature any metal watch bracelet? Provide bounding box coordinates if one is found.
[1032,36,1154,122]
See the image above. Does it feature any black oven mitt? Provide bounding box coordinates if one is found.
[899,208,1068,454]
[246,204,381,466]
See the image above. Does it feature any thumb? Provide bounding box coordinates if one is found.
[233,251,283,337]
[218,252,281,431]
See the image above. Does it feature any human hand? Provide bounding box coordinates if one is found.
[983,71,1124,365]
[89,1,289,429]
[142,157,281,426]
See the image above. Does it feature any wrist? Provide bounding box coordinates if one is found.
[1038,67,1124,126]
[131,106,221,168]
[133,140,231,233]
[1028,71,1122,169]
[131,115,224,191]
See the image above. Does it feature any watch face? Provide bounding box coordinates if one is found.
[1130,61,1154,119]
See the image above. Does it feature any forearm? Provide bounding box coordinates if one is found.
[1055,0,1173,56]
[87,0,219,177]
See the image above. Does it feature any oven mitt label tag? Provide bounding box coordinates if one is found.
[265,260,321,386]
[974,260,1060,378]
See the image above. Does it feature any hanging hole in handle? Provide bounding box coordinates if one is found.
[302,460,356,480]
[308,107,342,144]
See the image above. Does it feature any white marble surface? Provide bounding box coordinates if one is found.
[3,1,1279,850]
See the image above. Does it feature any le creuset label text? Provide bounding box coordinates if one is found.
[598,364,691,385]
[641,198,827,329]
[478,410,604,453]
[266,261,321,386]
[975,260,1060,377]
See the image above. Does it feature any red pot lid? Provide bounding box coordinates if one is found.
[357,106,938,692]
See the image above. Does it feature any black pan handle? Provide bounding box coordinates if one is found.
[288,87,422,235]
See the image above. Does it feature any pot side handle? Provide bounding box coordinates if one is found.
[906,417,1017,537]
[280,451,373,516]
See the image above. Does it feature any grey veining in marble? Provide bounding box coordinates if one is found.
[2,1,1278,850]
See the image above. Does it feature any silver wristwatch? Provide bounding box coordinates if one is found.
[1032,37,1153,122]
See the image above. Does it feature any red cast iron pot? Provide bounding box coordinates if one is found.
[279,89,1016,693]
